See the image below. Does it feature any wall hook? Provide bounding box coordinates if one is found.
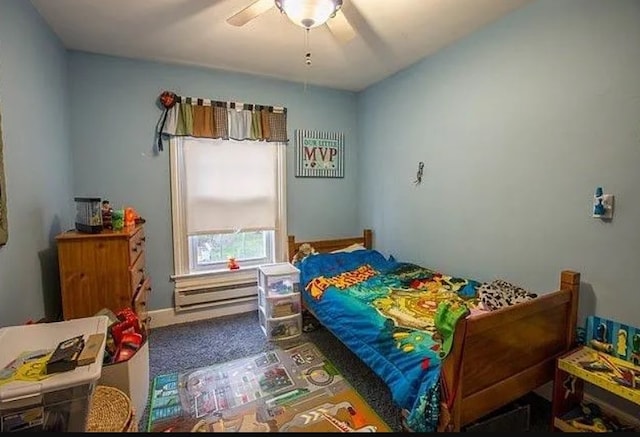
[414,161,425,185]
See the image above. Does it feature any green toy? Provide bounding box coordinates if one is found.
[434,301,469,359]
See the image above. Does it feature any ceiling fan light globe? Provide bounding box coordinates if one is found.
[276,0,343,29]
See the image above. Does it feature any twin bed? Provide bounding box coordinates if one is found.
[288,229,580,432]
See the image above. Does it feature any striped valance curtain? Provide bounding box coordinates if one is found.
[156,92,288,151]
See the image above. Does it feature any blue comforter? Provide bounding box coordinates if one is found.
[296,249,479,432]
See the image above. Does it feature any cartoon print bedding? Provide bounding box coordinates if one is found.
[295,249,482,432]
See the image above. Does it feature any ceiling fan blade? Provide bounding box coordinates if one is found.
[326,9,356,44]
[226,0,274,27]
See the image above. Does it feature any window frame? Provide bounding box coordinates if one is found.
[169,136,288,288]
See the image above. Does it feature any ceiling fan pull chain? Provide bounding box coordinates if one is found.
[303,28,312,93]
[304,28,312,67]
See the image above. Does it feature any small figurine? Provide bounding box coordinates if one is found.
[227,257,240,270]
[101,200,113,230]
[124,207,136,227]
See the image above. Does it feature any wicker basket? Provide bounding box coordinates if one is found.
[87,385,137,432]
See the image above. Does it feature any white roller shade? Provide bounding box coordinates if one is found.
[182,138,277,235]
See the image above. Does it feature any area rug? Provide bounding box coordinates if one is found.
[146,342,391,432]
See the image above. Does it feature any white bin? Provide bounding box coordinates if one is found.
[257,263,301,297]
[0,316,109,432]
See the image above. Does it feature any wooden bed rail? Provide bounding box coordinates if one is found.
[288,229,372,260]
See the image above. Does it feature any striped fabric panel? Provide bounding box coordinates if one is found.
[266,110,288,143]
[212,105,229,139]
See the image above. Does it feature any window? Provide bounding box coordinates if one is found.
[170,137,287,286]
[189,231,273,272]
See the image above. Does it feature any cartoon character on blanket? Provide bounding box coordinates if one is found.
[306,263,477,359]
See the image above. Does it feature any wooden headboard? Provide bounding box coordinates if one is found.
[287,229,373,260]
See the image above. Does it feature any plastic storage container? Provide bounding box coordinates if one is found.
[74,197,103,233]
[261,293,301,319]
[258,312,302,341]
[257,263,302,341]
[0,316,109,432]
[257,263,300,297]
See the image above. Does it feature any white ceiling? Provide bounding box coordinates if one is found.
[31,0,533,91]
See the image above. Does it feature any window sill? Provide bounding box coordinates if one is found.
[171,266,258,292]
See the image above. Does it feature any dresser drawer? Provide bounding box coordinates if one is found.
[128,226,146,264]
[129,248,146,294]
[133,277,151,332]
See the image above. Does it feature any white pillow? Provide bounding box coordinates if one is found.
[331,243,367,253]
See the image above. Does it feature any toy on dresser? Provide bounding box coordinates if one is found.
[101,200,113,230]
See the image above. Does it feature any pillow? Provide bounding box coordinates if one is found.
[331,243,367,253]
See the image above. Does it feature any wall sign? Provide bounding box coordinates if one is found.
[295,129,344,178]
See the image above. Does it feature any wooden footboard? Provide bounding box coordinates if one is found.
[440,270,580,431]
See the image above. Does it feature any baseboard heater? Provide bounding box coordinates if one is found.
[174,280,258,312]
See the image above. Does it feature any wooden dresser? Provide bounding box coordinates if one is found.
[56,224,150,324]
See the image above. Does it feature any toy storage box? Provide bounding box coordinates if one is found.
[257,263,300,297]
[98,339,150,419]
[0,316,109,432]
[258,312,303,341]
[259,292,301,319]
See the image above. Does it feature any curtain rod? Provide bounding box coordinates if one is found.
[177,95,286,113]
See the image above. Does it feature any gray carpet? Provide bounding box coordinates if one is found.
[139,311,552,432]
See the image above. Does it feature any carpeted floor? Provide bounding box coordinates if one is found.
[140,311,552,432]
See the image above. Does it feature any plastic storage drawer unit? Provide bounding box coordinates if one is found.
[257,263,302,341]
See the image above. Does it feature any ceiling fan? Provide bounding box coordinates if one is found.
[226,0,357,44]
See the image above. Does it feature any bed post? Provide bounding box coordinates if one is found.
[560,270,580,349]
[287,235,296,261]
[363,229,373,249]
[439,316,467,432]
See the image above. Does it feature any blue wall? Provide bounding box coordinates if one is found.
[68,52,360,311]
[0,0,73,327]
[358,0,640,327]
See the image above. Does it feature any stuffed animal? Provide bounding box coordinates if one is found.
[292,243,316,265]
